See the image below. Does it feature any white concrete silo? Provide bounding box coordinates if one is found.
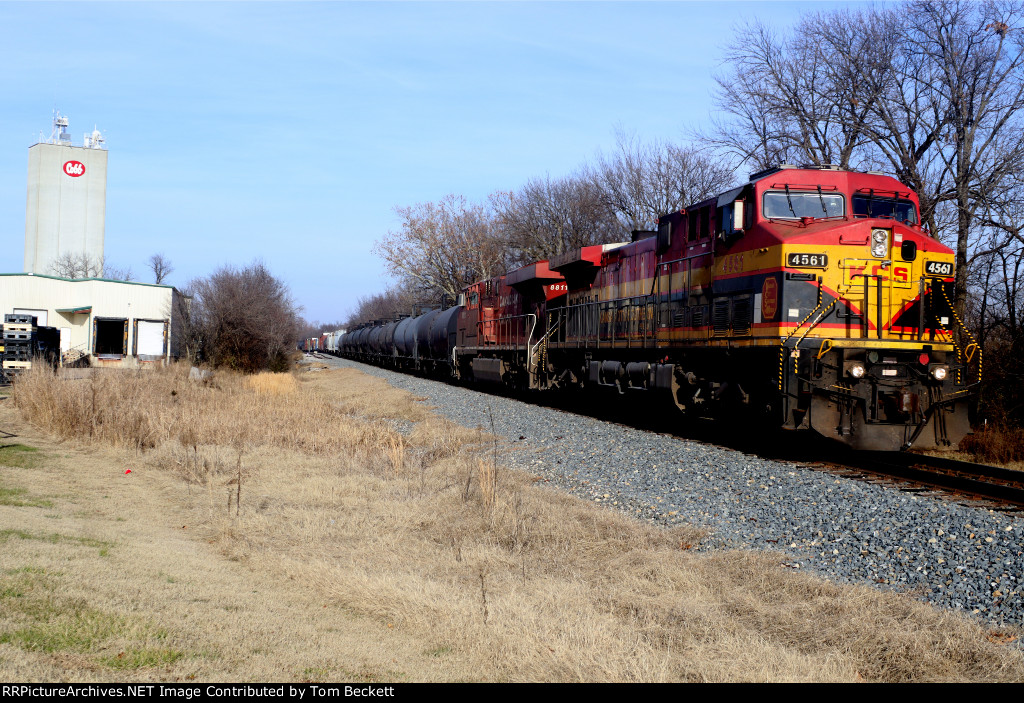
[24,112,107,276]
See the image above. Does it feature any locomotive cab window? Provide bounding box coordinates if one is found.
[762,191,844,220]
[852,194,918,225]
[717,199,748,240]
[687,206,711,240]
[715,185,749,240]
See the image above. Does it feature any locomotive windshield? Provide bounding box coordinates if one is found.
[762,191,844,220]
[852,193,918,224]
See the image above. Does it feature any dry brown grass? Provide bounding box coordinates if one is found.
[308,366,436,423]
[247,372,298,396]
[12,364,398,457]
[0,425,460,682]
[3,363,1023,682]
[957,425,1024,468]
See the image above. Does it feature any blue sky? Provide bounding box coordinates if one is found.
[0,1,860,324]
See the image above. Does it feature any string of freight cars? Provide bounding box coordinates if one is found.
[333,165,978,453]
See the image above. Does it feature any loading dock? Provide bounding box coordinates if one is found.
[133,319,168,360]
[93,317,128,358]
[0,274,184,367]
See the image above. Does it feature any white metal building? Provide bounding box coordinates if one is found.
[24,113,107,275]
[0,274,184,367]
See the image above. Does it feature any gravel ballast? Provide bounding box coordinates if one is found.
[323,357,1023,626]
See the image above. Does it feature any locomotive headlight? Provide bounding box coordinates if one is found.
[846,362,866,379]
[930,365,949,381]
[871,229,890,258]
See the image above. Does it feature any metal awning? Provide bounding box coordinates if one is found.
[56,306,92,314]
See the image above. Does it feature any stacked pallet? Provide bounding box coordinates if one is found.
[2,314,61,377]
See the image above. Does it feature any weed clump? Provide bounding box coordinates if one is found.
[959,425,1024,464]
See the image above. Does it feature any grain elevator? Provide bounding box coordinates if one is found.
[24,112,107,275]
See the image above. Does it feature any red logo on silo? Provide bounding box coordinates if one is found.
[63,160,85,177]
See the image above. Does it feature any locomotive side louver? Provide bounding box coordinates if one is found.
[713,298,730,335]
[692,306,705,328]
[732,295,752,335]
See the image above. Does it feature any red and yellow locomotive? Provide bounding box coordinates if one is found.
[342,165,975,451]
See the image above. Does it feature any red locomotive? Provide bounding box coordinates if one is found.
[341,165,976,451]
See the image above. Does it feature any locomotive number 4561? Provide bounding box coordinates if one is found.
[786,253,828,268]
[925,261,953,276]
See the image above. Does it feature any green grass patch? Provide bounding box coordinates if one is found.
[0,444,42,469]
[0,567,49,598]
[2,608,125,653]
[102,647,186,670]
[300,666,332,682]
[4,566,48,575]
[0,529,112,551]
[0,486,53,508]
[0,569,189,670]
[0,447,53,507]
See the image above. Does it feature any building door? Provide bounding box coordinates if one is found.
[93,318,128,357]
[13,308,47,326]
[133,320,167,359]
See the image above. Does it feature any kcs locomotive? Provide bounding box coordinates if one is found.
[340,165,977,451]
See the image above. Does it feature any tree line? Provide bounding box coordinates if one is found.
[358,130,733,326]
[367,0,1024,428]
[48,251,173,284]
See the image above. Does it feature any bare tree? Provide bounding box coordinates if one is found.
[344,285,426,329]
[172,287,202,365]
[148,253,174,284]
[812,7,953,237]
[376,194,509,301]
[49,252,102,279]
[706,16,880,171]
[102,261,135,282]
[189,261,300,372]
[593,131,735,232]
[902,0,1024,321]
[49,252,133,281]
[491,172,622,266]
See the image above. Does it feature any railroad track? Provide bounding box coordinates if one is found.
[329,357,1023,513]
[530,391,1024,511]
[812,452,1024,512]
